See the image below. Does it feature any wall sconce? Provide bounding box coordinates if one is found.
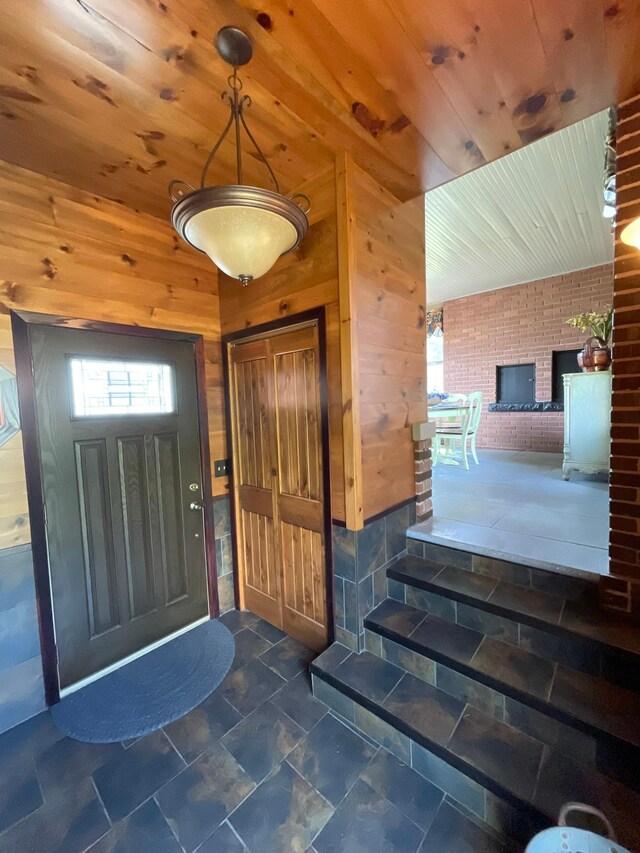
[621,216,640,250]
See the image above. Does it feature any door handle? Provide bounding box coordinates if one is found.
[189,501,202,511]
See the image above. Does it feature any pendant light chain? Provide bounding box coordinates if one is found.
[232,69,242,185]
[239,100,281,193]
[198,104,233,189]
[196,65,280,194]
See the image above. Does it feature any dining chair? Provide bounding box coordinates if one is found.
[435,391,483,470]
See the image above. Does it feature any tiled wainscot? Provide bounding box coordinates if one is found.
[332,502,416,651]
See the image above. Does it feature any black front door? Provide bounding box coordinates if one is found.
[29,325,209,689]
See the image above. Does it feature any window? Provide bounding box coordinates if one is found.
[552,349,581,405]
[69,358,175,417]
[496,364,535,404]
[427,332,444,393]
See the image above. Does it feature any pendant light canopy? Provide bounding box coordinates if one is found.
[169,27,309,286]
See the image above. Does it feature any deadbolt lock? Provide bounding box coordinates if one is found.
[189,483,200,492]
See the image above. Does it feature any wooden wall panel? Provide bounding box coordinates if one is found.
[336,154,363,530]
[218,165,346,523]
[0,158,224,550]
[345,159,427,522]
[218,157,426,530]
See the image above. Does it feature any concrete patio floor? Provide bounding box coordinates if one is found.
[410,450,609,576]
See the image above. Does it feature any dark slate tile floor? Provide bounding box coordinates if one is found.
[412,613,482,663]
[332,650,404,704]
[471,636,556,701]
[448,710,544,802]
[384,673,465,746]
[0,611,514,852]
[287,713,376,806]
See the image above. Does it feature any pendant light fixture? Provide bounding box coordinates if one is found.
[168,26,309,285]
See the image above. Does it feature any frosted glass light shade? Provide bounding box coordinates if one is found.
[185,205,298,280]
[171,185,308,283]
[621,216,640,250]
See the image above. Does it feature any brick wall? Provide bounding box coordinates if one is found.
[415,438,433,523]
[442,264,614,452]
[608,92,640,584]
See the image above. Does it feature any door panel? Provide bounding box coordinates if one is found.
[118,435,156,619]
[153,433,189,605]
[272,328,326,649]
[153,433,188,604]
[232,340,281,625]
[275,341,321,501]
[235,355,272,491]
[74,438,119,637]
[280,524,325,622]
[29,325,209,688]
[229,322,328,652]
[278,494,323,533]
[241,510,278,600]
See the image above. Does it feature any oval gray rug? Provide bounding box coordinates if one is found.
[51,619,235,743]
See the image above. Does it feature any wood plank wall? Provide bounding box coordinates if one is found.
[219,158,427,529]
[217,165,346,524]
[0,159,224,550]
[610,93,640,580]
[339,156,427,523]
[1,154,425,545]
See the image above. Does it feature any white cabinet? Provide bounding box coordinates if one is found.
[562,371,611,480]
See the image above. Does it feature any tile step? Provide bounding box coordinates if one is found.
[364,599,640,780]
[310,645,640,853]
[405,535,600,604]
[388,555,640,674]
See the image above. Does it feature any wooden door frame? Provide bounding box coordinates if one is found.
[11,310,218,705]
[222,307,335,645]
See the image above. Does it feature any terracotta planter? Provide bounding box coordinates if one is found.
[577,336,612,372]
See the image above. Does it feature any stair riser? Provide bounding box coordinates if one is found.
[406,538,599,606]
[311,669,545,846]
[311,637,640,853]
[364,624,640,793]
[388,573,640,694]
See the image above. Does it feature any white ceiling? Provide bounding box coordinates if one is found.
[425,109,614,308]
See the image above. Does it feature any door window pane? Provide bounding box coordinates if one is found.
[69,358,175,417]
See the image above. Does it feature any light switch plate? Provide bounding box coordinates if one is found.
[214,459,229,477]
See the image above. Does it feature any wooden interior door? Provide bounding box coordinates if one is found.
[229,323,328,651]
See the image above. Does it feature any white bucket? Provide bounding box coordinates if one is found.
[525,803,633,853]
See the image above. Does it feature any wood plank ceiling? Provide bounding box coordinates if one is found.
[0,0,638,219]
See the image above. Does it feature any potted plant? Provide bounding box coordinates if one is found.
[565,307,613,372]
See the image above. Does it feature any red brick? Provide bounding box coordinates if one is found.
[610,97,640,584]
[440,263,613,452]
